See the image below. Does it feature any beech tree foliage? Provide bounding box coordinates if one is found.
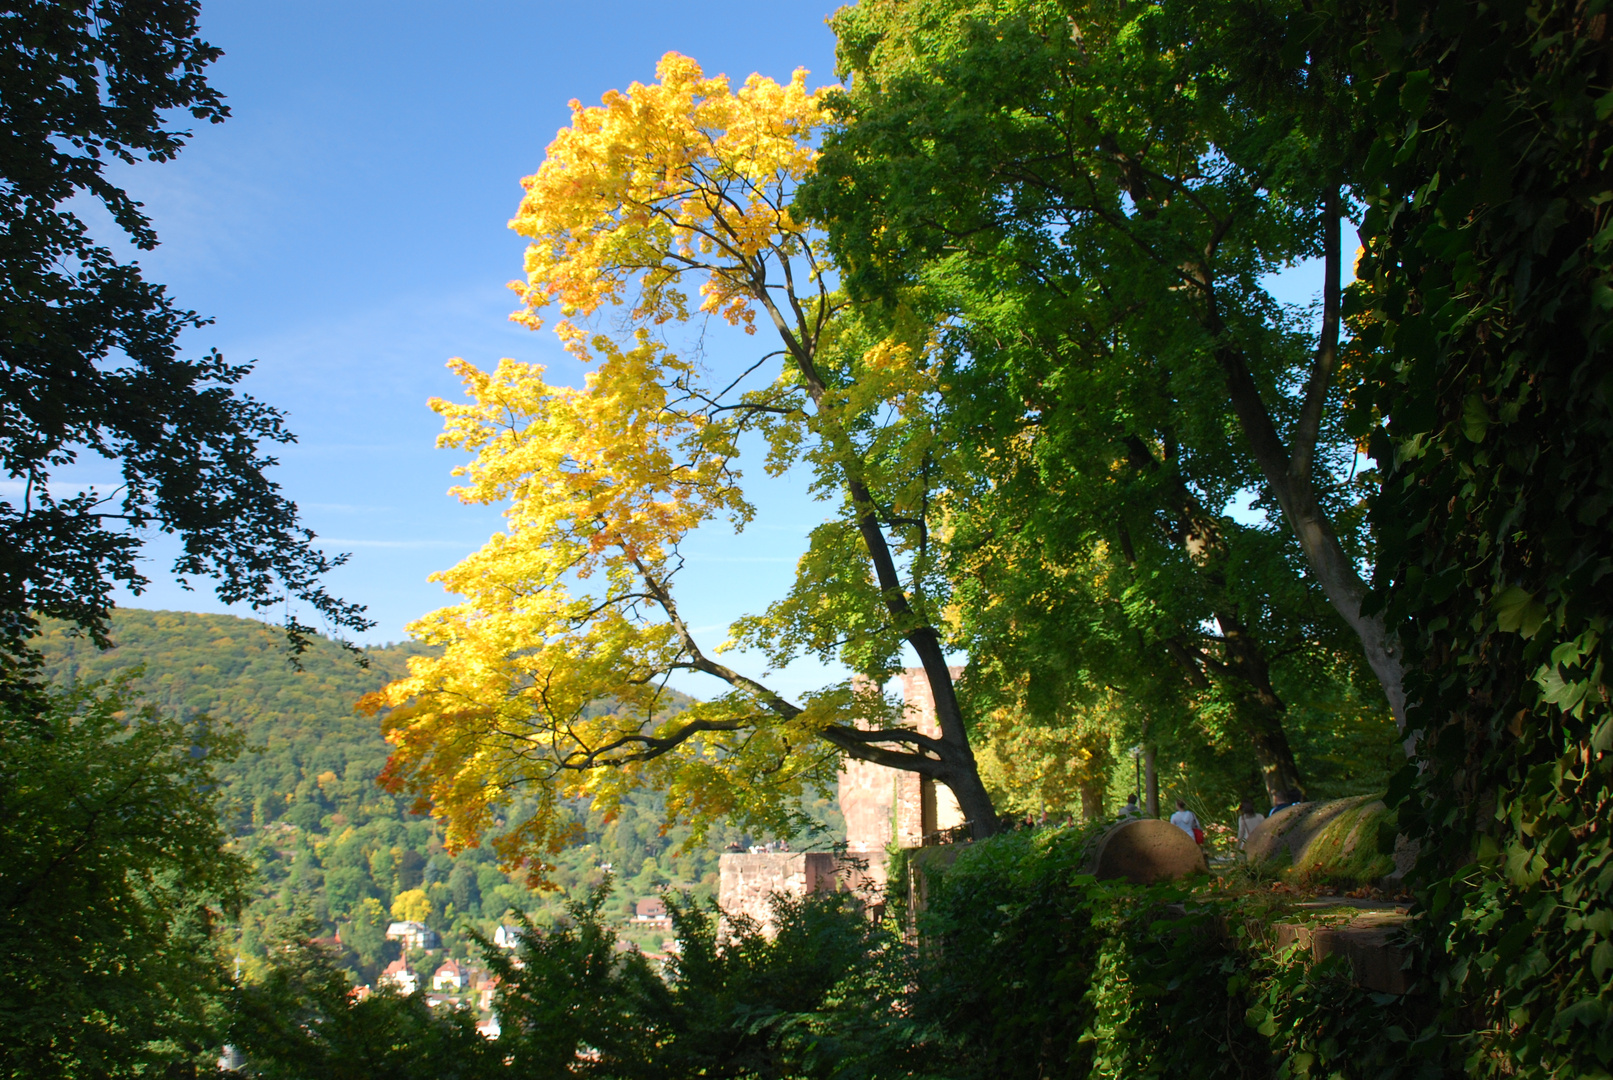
[367,53,998,877]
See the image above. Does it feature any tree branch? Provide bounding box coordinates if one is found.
[1290,187,1340,480]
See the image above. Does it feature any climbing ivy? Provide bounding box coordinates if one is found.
[1347,0,1613,1074]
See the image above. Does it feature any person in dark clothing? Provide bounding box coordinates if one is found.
[1268,790,1305,816]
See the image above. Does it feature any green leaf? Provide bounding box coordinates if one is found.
[1558,997,1608,1029]
[1461,394,1491,442]
[1399,69,1433,118]
[1593,718,1613,754]
[1494,587,1548,638]
[1592,940,1613,982]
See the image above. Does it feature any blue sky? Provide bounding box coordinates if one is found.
[96,0,851,698]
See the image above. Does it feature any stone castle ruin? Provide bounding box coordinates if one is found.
[717,668,964,929]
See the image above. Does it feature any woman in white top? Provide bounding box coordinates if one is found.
[1168,799,1200,839]
[1236,799,1266,848]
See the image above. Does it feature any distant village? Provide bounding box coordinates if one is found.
[349,897,679,1039]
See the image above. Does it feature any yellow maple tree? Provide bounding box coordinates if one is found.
[363,54,998,879]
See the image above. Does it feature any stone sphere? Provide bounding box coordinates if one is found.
[1089,818,1207,884]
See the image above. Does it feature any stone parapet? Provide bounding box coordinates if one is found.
[717,852,840,934]
[1272,904,1411,994]
[716,850,890,935]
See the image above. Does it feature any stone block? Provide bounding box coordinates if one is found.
[1244,795,1395,885]
[839,666,966,866]
[1089,818,1207,884]
[1272,909,1410,994]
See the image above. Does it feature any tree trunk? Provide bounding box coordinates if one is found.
[1215,610,1306,807]
[1200,210,1409,731]
[910,627,999,839]
[1123,437,1313,793]
[753,269,1001,839]
[1079,777,1106,821]
[1217,365,1411,729]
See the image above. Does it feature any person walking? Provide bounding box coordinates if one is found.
[1169,798,1201,844]
[1119,792,1141,818]
[1236,799,1265,849]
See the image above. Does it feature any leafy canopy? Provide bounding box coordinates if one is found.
[0,678,248,1077]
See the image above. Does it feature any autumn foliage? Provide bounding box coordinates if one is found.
[362,53,998,877]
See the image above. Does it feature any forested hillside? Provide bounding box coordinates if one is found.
[35,610,835,981]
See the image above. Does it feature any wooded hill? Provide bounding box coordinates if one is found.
[34,610,830,980]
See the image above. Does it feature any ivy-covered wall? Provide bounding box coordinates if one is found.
[1349,1,1613,1073]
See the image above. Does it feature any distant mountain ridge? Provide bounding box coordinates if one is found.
[36,609,429,834]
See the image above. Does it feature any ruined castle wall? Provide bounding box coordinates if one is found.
[716,852,840,934]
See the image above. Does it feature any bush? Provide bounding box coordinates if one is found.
[0,680,248,1079]
[911,826,1450,1080]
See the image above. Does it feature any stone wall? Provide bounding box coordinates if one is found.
[718,669,974,933]
[716,852,842,935]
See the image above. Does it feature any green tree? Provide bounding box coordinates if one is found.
[936,301,1383,806]
[342,898,393,978]
[230,917,498,1080]
[0,0,369,702]
[0,679,249,1078]
[804,0,1405,733]
[481,884,907,1080]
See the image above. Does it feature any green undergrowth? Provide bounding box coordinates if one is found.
[909,826,1452,1080]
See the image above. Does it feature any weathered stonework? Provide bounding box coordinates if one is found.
[1244,795,1399,885]
[1272,905,1411,994]
[717,669,970,933]
[1089,818,1208,884]
[716,852,841,935]
[835,667,966,893]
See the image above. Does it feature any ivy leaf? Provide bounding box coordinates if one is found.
[1494,587,1548,638]
[1593,718,1613,754]
[1536,664,1590,714]
[1462,394,1491,442]
[1399,69,1433,118]
[1592,939,1613,982]
[1556,997,1608,1029]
